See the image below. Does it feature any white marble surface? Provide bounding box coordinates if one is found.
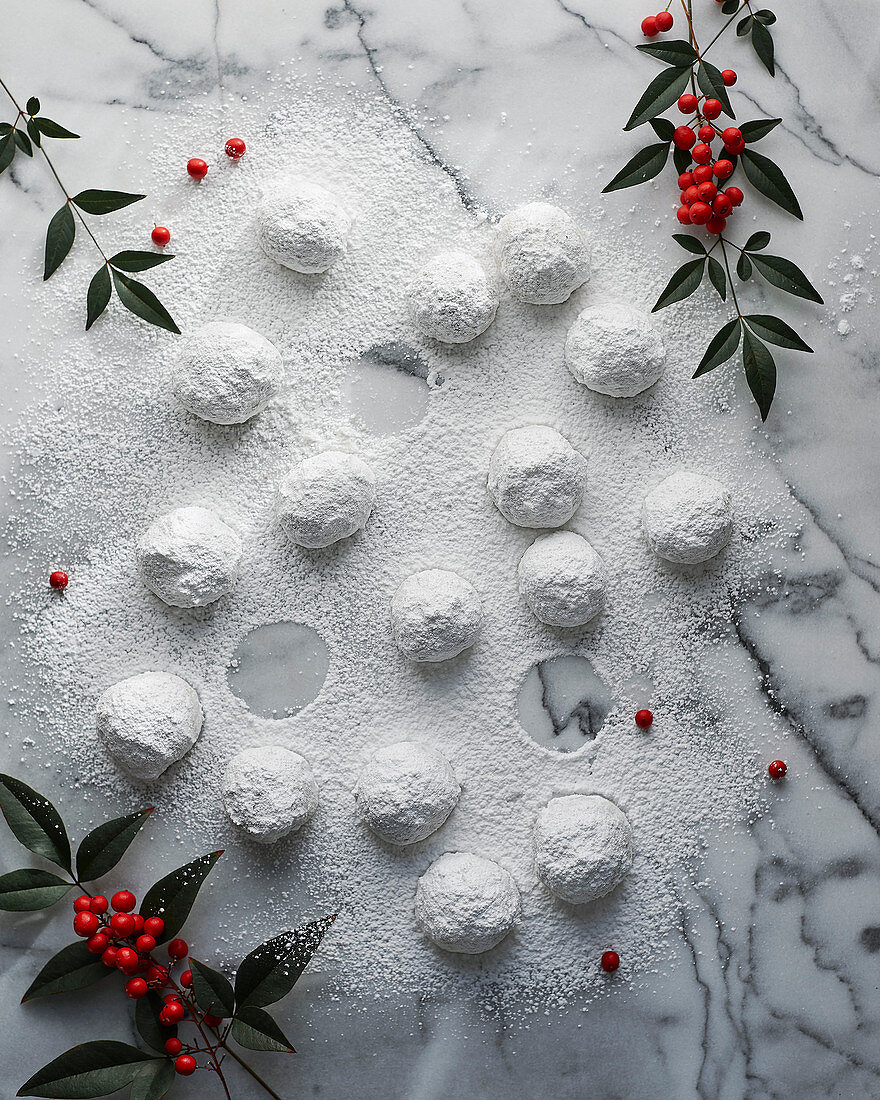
[1,1,879,1097]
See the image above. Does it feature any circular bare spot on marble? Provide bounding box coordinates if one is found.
[516,655,616,752]
[339,342,442,435]
[227,622,329,719]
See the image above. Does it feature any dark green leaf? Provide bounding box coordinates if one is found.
[44,204,76,282]
[111,272,180,335]
[648,117,675,142]
[673,146,692,174]
[0,130,15,174]
[135,992,176,1053]
[697,61,735,118]
[189,957,235,1018]
[26,117,41,148]
[737,252,753,280]
[651,257,705,312]
[26,97,40,115]
[85,266,112,332]
[235,916,335,1009]
[0,774,71,870]
[602,143,670,193]
[737,14,753,36]
[672,233,706,255]
[707,256,727,300]
[754,9,777,24]
[34,117,80,140]
[17,1041,156,1098]
[739,148,803,219]
[76,808,152,881]
[624,66,692,131]
[22,941,113,1002]
[742,328,777,420]
[129,1061,175,1100]
[693,317,742,378]
[231,1005,295,1053]
[14,129,33,156]
[750,253,824,303]
[721,0,739,13]
[743,314,813,352]
[139,851,222,941]
[0,122,12,134]
[751,20,775,75]
[109,250,175,272]
[744,231,771,252]
[635,39,698,66]
[0,869,72,911]
[740,118,781,143]
[72,189,143,215]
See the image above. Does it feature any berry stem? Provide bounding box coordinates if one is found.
[702,2,751,58]
[222,1044,285,1100]
[718,236,742,317]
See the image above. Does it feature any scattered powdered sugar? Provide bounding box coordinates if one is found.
[495,202,591,304]
[487,425,587,529]
[564,302,666,398]
[222,745,319,843]
[274,450,376,549]
[534,794,633,905]
[415,851,522,954]
[355,741,460,845]
[137,505,243,608]
[256,176,352,274]
[642,470,733,565]
[516,531,607,627]
[407,250,499,344]
[390,568,483,662]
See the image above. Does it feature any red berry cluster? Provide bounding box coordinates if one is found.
[673,87,744,233]
[71,890,210,1077]
[641,9,673,36]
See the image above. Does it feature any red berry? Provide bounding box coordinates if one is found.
[702,98,722,120]
[125,978,148,999]
[713,159,734,180]
[721,69,737,87]
[49,570,69,590]
[712,194,732,217]
[131,914,145,935]
[698,124,716,143]
[721,126,742,146]
[724,137,745,155]
[601,950,620,973]
[186,157,208,180]
[693,164,714,184]
[692,143,712,165]
[86,933,109,955]
[135,934,156,954]
[165,1038,183,1056]
[673,126,696,150]
[678,93,698,115]
[163,1000,186,1023]
[180,969,193,988]
[697,181,717,203]
[112,890,136,913]
[168,939,188,961]
[151,226,171,248]
[73,896,92,913]
[203,1013,223,1028]
[684,185,700,206]
[725,186,744,207]
[641,15,659,36]
[676,205,692,225]
[175,1055,197,1077]
[163,993,180,1003]
[706,215,727,234]
[768,759,787,779]
[115,947,139,971]
[74,911,99,938]
[101,946,119,968]
[655,11,673,31]
[110,912,136,938]
[635,709,653,729]
[88,895,109,915]
[225,137,246,159]
[689,201,712,226]
[677,171,694,190]
[143,916,165,938]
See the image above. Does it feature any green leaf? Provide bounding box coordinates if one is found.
[673,146,692,174]
[189,957,235,1018]
[26,117,41,148]
[235,916,335,1009]
[696,61,735,119]
[17,1041,156,1098]
[672,233,706,255]
[0,130,15,173]
[85,266,112,331]
[651,257,705,312]
[109,251,175,272]
[22,941,113,1002]
[740,117,781,143]
[743,314,813,352]
[737,252,753,280]
[737,14,753,36]
[624,66,692,131]
[750,253,824,303]
[693,317,742,378]
[0,869,72,911]
[721,0,739,12]
[135,992,176,1053]
[44,204,76,281]
[754,9,777,25]
[110,272,180,335]
[139,851,222,941]
[739,148,803,219]
[0,122,12,134]
[14,129,34,156]
[602,143,670,193]
[76,808,153,881]
[26,97,40,115]
[72,189,143,215]
[648,117,675,142]
[231,1005,295,1053]
[751,20,775,75]
[0,774,72,870]
[34,117,80,140]
[707,256,727,300]
[635,39,698,67]
[744,231,771,252]
[742,328,777,421]
[129,1061,175,1100]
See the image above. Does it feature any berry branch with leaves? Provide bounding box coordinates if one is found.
[604,0,823,419]
[0,774,334,1099]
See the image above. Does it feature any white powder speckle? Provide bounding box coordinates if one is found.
[137,505,243,608]
[564,302,666,398]
[534,794,633,904]
[355,741,460,845]
[415,851,521,953]
[222,745,319,843]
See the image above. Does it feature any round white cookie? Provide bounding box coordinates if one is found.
[495,202,590,305]
[275,451,376,549]
[137,506,243,608]
[355,742,460,845]
[390,569,482,662]
[256,177,351,274]
[222,746,318,843]
[407,251,499,344]
[517,531,607,627]
[487,425,586,529]
[534,794,633,904]
[564,303,666,398]
[96,671,203,781]
[642,470,732,564]
[172,321,284,425]
[415,852,521,954]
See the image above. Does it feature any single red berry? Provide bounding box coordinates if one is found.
[712,194,733,217]
[768,759,787,779]
[49,570,69,590]
[678,93,698,115]
[163,993,180,1003]
[713,159,734,180]
[74,911,100,938]
[683,184,700,206]
[111,890,136,913]
[180,969,193,988]
[167,939,188,961]
[697,181,717,203]
[165,1038,183,1056]
[186,157,208,180]
[110,912,136,938]
[146,964,168,985]
[135,934,156,954]
[721,126,742,146]
[203,1013,224,1028]
[725,186,744,207]
[706,215,727,234]
[601,950,620,973]
[73,896,92,913]
[143,916,165,938]
[151,226,171,248]
[101,946,119,968]
[721,69,737,86]
[689,201,712,226]
[677,171,694,190]
[175,1055,197,1077]
[125,977,149,999]
[163,1000,186,1023]
[702,98,723,120]
[692,143,712,165]
[698,124,716,143]
[641,15,659,36]
[225,137,246,159]
[86,933,109,955]
[89,895,109,915]
[115,947,139,971]
[673,126,696,150]
[655,11,673,31]
[724,137,745,155]
[676,205,692,225]
[692,164,714,184]
[131,914,145,935]
[635,709,653,729]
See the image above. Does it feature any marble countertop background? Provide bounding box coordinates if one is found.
[1,1,879,1097]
